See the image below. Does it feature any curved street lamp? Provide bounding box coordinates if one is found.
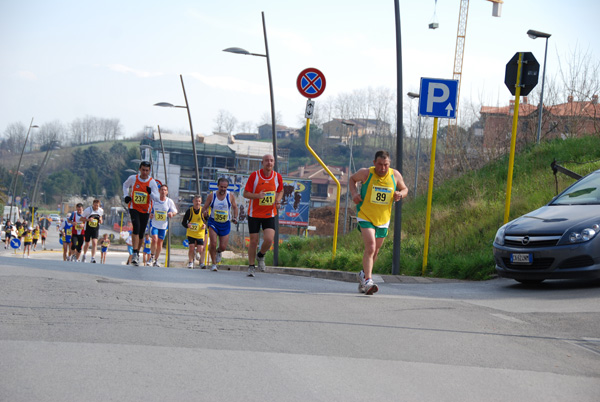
[527,29,551,144]
[154,75,201,196]
[31,141,60,225]
[9,118,39,221]
[223,11,280,265]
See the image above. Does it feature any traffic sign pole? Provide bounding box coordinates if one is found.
[418,77,458,273]
[504,52,524,224]
[422,117,439,273]
[296,68,339,259]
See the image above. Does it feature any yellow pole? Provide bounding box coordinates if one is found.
[422,117,439,274]
[164,229,169,267]
[504,52,524,224]
[304,119,341,259]
[203,213,210,266]
[120,211,124,232]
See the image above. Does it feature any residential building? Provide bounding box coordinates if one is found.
[481,95,600,149]
[257,124,299,140]
[288,163,347,207]
[322,118,392,143]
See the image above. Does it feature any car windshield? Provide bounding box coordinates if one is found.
[551,171,600,205]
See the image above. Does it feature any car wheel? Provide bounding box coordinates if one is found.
[515,279,544,285]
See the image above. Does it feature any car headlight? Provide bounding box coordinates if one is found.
[494,224,507,246]
[568,223,600,243]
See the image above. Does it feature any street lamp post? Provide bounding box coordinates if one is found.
[527,29,551,144]
[156,125,171,267]
[154,74,201,196]
[31,141,60,226]
[223,11,280,265]
[407,92,422,197]
[9,119,39,222]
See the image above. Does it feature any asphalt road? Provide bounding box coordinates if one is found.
[1,230,599,401]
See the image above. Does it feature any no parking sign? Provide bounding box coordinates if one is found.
[297,68,326,99]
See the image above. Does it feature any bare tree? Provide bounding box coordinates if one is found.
[37,120,64,149]
[213,110,237,134]
[557,45,600,137]
[1,122,26,154]
[237,120,255,134]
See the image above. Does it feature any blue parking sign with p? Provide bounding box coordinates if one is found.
[418,78,459,119]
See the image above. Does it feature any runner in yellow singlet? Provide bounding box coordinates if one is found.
[349,150,408,295]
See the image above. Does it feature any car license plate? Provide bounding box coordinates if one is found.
[510,253,532,264]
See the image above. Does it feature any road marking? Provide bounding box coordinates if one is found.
[490,313,527,324]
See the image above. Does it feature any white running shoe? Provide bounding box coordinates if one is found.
[216,251,222,264]
[153,260,161,267]
[210,265,218,272]
[195,252,201,261]
[187,261,193,269]
[81,255,86,263]
[357,271,366,293]
[91,258,96,263]
[247,265,256,277]
[131,254,139,266]
[257,255,266,272]
[364,279,379,295]
[199,264,206,269]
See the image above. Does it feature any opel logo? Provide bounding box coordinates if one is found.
[522,236,530,245]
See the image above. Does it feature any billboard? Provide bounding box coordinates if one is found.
[209,174,311,228]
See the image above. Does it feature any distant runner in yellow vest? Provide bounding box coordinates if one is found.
[349,150,408,295]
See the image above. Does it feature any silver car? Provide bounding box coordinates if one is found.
[493,169,600,284]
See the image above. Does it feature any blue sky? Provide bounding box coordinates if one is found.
[1,0,598,137]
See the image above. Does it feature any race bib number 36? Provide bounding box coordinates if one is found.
[370,186,393,205]
[259,191,275,206]
[133,191,148,204]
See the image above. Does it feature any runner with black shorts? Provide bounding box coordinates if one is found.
[81,199,104,263]
[182,195,206,269]
[122,161,160,266]
[69,203,86,261]
[243,154,283,277]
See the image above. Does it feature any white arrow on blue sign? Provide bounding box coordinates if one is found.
[418,78,459,119]
[208,182,241,192]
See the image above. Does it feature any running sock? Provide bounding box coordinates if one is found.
[257,252,265,258]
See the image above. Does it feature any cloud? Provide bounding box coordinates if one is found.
[17,70,37,80]
[107,64,163,78]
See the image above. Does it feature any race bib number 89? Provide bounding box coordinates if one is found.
[259,191,275,206]
[133,191,148,204]
[370,186,393,205]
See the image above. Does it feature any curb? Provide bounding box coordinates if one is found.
[201,264,463,284]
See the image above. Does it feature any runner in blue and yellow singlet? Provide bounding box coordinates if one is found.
[349,150,408,295]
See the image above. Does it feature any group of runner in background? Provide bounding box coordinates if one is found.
[3,218,48,258]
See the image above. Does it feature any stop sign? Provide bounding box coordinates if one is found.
[505,52,540,96]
